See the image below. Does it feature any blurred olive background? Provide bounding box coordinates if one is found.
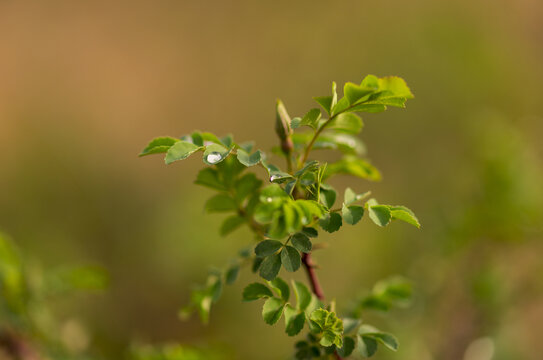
[1,0,542,359]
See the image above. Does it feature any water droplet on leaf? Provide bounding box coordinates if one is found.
[206,152,222,164]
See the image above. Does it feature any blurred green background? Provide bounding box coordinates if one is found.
[1,0,542,359]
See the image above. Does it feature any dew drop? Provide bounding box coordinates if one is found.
[270,174,280,182]
[206,152,222,164]
[266,197,273,203]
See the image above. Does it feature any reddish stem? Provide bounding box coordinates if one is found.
[301,252,343,360]
[301,253,325,300]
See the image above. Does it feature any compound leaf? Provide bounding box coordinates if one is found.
[140,137,179,156]
[255,240,283,257]
[281,246,301,272]
[165,141,202,164]
[242,282,273,301]
[262,297,285,325]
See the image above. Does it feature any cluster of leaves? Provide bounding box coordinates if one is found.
[141,75,419,358]
[0,231,108,360]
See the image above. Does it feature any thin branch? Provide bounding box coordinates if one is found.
[300,118,334,165]
[301,101,365,166]
[301,253,343,360]
[301,252,325,300]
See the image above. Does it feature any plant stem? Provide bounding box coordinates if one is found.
[301,252,324,300]
[301,253,343,360]
[301,101,366,166]
[286,152,293,174]
[300,118,333,165]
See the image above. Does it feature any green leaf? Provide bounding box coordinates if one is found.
[314,132,366,156]
[234,173,262,203]
[219,216,245,236]
[361,75,379,89]
[300,108,321,129]
[344,82,375,104]
[225,264,240,285]
[302,227,318,238]
[291,117,302,129]
[238,141,254,153]
[331,96,350,116]
[344,188,371,206]
[242,282,273,301]
[260,183,290,200]
[294,160,319,178]
[349,103,387,113]
[252,257,263,273]
[282,202,300,234]
[254,203,277,224]
[378,76,414,99]
[255,240,283,257]
[291,233,312,253]
[268,212,288,240]
[343,318,362,334]
[325,156,381,181]
[358,325,399,351]
[264,162,294,183]
[194,168,227,191]
[237,149,262,167]
[314,96,333,114]
[342,204,364,225]
[364,97,406,108]
[164,141,203,164]
[188,131,205,146]
[357,335,378,357]
[319,213,342,233]
[203,144,231,165]
[269,277,290,302]
[295,200,327,222]
[140,137,179,156]
[259,253,281,281]
[292,281,312,311]
[337,336,355,357]
[366,199,392,227]
[205,194,237,212]
[220,134,234,148]
[284,305,306,336]
[200,132,223,145]
[262,297,285,325]
[208,274,223,302]
[319,186,336,209]
[344,187,357,205]
[215,155,245,186]
[388,205,421,228]
[328,113,363,134]
[281,246,301,272]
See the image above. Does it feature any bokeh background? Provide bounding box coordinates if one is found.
[1,0,542,359]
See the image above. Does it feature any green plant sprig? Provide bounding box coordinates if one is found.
[140,75,420,359]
